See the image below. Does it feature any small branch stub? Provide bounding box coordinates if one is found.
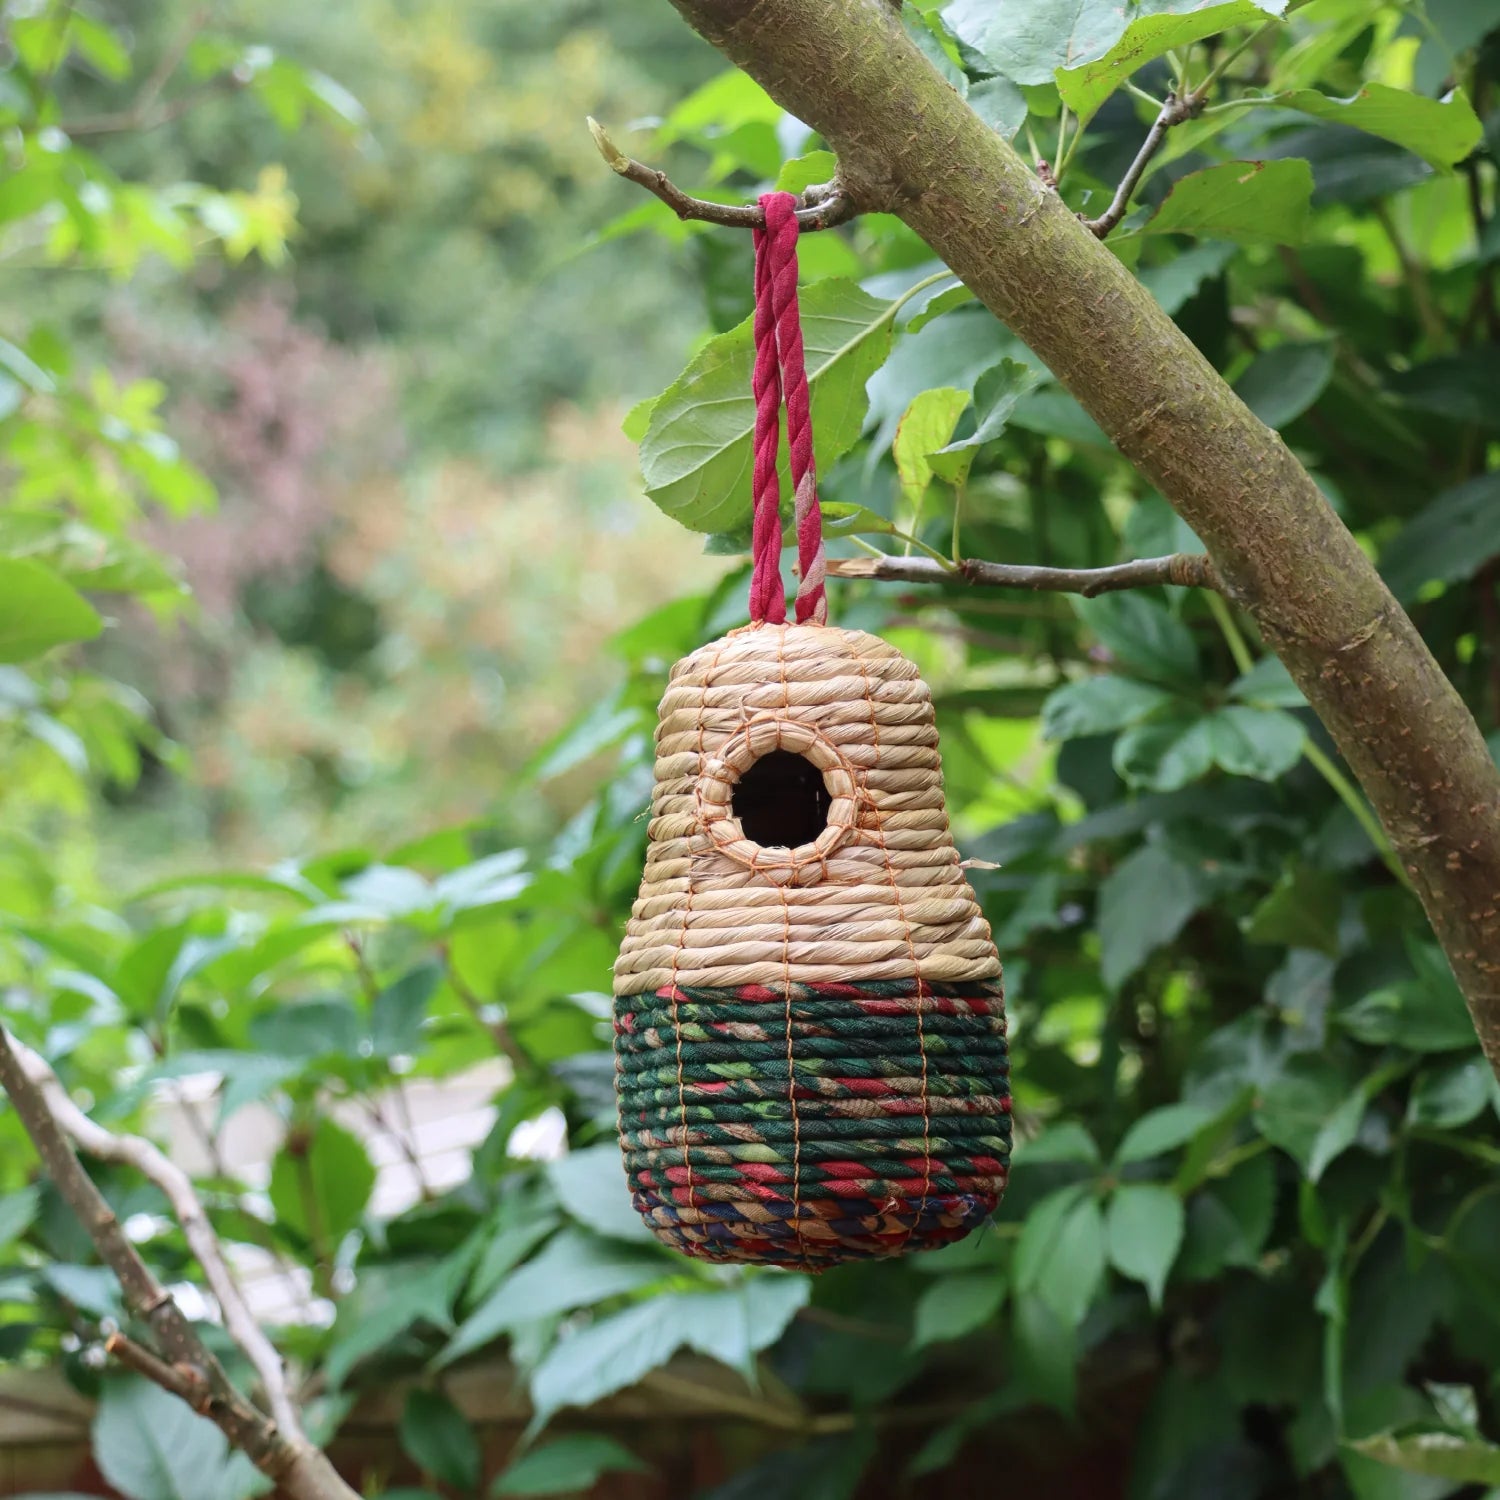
[586,117,856,230]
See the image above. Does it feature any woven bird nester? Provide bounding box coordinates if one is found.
[611,195,1010,1269]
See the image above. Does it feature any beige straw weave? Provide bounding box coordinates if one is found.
[613,622,1001,996]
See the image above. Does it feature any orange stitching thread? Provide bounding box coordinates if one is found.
[853,652,930,1253]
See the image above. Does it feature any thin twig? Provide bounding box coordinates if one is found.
[1083,90,1205,238]
[2,1033,303,1439]
[826,551,1221,596]
[0,1026,358,1500]
[587,117,856,230]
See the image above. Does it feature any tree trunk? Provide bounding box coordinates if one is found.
[665,0,1500,1072]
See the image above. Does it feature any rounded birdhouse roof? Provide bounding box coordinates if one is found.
[614,622,1000,995]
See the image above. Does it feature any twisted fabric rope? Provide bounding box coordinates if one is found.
[748,192,828,628]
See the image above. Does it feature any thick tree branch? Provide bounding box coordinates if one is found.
[587,117,856,229]
[0,1026,358,1500]
[827,552,1220,596]
[664,0,1500,1074]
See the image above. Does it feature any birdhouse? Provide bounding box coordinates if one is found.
[613,622,1010,1269]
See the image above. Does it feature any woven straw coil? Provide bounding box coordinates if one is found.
[613,622,1009,1268]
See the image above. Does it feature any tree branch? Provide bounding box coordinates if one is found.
[827,551,1220,596]
[1083,90,1203,238]
[664,0,1500,1075]
[587,117,857,229]
[0,1025,358,1500]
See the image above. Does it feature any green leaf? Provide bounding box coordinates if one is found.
[1041,675,1175,740]
[1143,159,1314,244]
[370,962,440,1056]
[249,997,363,1059]
[774,150,838,194]
[1347,1433,1500,1485]
[437,1229,671,1369]
[1115,1102,1217,1164]
[912,1271,1008,1347]
[1229,655,1306,708]
[1243,866,1341,955]
[546,1143,656,1243]
[1114,712,1215,791]
[1407,1056,1493,1129]
[1097,842,1209,989]
[0,559,103,663]
[0,1186,39,1252]
[622,395,658,442]
[1057,3,1286,125]
[938,358,1046,463]
[1015,1187,1106,1330]
[1106,1183,1185,1306]
[1011,1294,1077,1415]
[1204,705,1305,780]
[1339,944,1475,1053]
[968,75,1028,138]
[528,1277,810,1429]
[400,1389,481,1491]
[1073,593,1199,685]
[1139,241,1237,316]
[268,1117,375,1246]
[1380,471,1500,603]
[819,502,900,540]
[1234,341,1334,428]
[1389,349,1500,428]
[326,1260,457,1389]
[493,1435,649,1497]
[1022,1121,1102,1164]
[639,279,904,533]
[894,386,970,506]
[1177,1153,1276,1278]
[1278,84,1483,169]
[1254,1055,1354,1169]
[93,1377,264,1500]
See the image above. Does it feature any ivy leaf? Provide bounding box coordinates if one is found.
[493,1435,649,1496]
[1097,843,1210,989]
[1057,2,1286,126]
[1015,1187,1106,1330]
[894,386,970,506]
[0,558,102,663]
[1278,84,1483,169]
[1073,593,1199,685]
[1234,341,1334,428]
[1041,676,1176,740]
[912,1271,1008,1347]
[640,279,904,533]
[1143,159,1314,244]
[1106,1183,1185,1306]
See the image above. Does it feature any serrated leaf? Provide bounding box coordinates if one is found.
[268,1118,375,1246]
[1380,471,1500,602]
[1243,866,1341,955]
[528,1277,809,1429]
[1041,675,1175,740]
[1015,1187,1105,1329]
[1407,1057,1492,1129]
[1057,3,1286,125]
[1106,1183,1184,1306]
[640,279,903,533]
[968,74,1028,137]
[1143,159,1313,244]
[1348,1433,1500,1484]
[1114,711,1215,791]
[1279,84,1482,169]
[1229,655,1306,708]
[1097,843,1210,989]
[400,1389,480,1491]
[939,357,1045,461]
[1205,705,1305,780]
[370,963,440,1056]
[1073,592,1199,684]
[894,386,970,506]
[547,1144,656,1243]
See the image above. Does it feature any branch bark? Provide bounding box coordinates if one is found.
[827,552,1220,596]
[0,1026,358,1500]
[664,0,1500,1074]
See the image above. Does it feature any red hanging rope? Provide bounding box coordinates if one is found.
[747,192,827,627]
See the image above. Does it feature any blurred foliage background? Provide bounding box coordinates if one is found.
[2,1,1500,1498]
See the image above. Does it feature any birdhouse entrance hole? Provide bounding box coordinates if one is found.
[732,750,831,850]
